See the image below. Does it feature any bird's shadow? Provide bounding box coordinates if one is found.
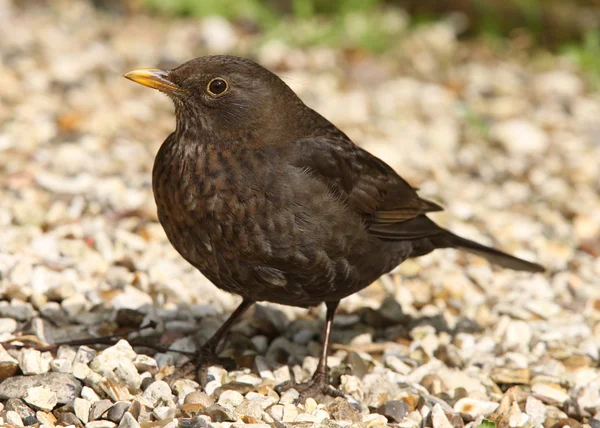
[206,295,484,381]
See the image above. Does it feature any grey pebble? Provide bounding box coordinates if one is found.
[0,299,37,321]
[5,397,36,421]
[178,417,210,428]
[106,401,131,422]
[90,399,114,421]
[117,412,140,428]
[204,404,237,422]
[0,372,82,404]
[375,400,409,422]
[57,411,84,428]
[75,346,97,364]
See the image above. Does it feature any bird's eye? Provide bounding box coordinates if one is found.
[207,78,229,97]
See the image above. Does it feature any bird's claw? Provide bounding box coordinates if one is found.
[163,347,236,388]
[276,376,344,403]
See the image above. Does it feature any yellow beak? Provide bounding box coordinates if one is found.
[123,68,184,94]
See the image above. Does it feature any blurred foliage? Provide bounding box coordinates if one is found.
[137,0,600,76]
[141,0,405,52]
[138,0,600,47]
[562,31,600,85]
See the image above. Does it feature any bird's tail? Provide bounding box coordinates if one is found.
[440,231,545,273]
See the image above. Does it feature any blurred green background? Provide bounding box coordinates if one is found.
[91,0,600,81]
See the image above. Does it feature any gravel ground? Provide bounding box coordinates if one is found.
[1,1,600,427]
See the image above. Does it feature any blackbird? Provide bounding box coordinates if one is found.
[124,55,544,397]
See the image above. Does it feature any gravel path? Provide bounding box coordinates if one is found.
[1,1,599,427]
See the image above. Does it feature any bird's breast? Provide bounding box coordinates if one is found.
[151,136,281,277]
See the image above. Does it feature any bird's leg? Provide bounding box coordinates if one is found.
[164,299,254,387]
[276,301,344,401]
[200,298,254,355]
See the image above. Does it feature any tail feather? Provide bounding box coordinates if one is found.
[370,215,545,273]
[443,232,545,273]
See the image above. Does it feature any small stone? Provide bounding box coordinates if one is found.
[6,398,36,421]
[73,362,91,380]
[86,421,118,428]
[50,357,73,373]
[0,317,18,334]
[141,381,173,408]
[90,399,113,421]
[184,391,213,407]
[106,401,131,422]
[217,390,244,407]
[100,378,132,402]
[268,404,284,421]
[294,412,317,422]
[279,388,299,404]
[545,418,582,428]
[36,410,57,426]
[153,405,176,420]
[326,397,361,423]
[235,399,262,419]
[0,299,36,321]
[491,119,548,155]
[171,379,200,405]
[133,355,158,374]
[508,400,529,427]
[534,71,582,99]
[203,404,237,422]
[117,412,140,428]
[273,365,291,384]
[282,403,299,422]
[74,397,92,423]
[75,346,96,364]
[6,410,24,427]
[375,400,409,422]
[421,374,445,395]
[58,412,85,428]
[19,348,50,375]
[525,396,547,425]
[0,345,19,381]
[532,383,570,404]
[81,386,101,403]
[203,379,220,397]
[303,397,317,413]
[384,354,413,374]
[90,340,140,393]
[453,398,499,419]
[23,386,58,411]
[503,320,532,352]
[363,412,388,426]
[430,403,453,428]
[491,367,531,385]
[232,424,271,428]
[61,294,89,318]
[362,373,402,407]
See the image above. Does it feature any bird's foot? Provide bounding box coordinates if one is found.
[163,347,236,388]
[276,374,344,403]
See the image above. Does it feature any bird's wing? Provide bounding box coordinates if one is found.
[290,133,444,240]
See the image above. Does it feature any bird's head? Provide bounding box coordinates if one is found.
[124,55,314,147]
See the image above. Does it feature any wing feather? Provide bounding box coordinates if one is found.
[290,132,443,240]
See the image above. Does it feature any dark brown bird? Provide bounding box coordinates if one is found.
[124,55,544,397]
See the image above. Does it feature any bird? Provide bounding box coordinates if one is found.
[124,55,544,398]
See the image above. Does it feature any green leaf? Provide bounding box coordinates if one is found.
[476,420,497,428]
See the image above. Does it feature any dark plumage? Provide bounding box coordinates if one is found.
[124,55,543,397]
